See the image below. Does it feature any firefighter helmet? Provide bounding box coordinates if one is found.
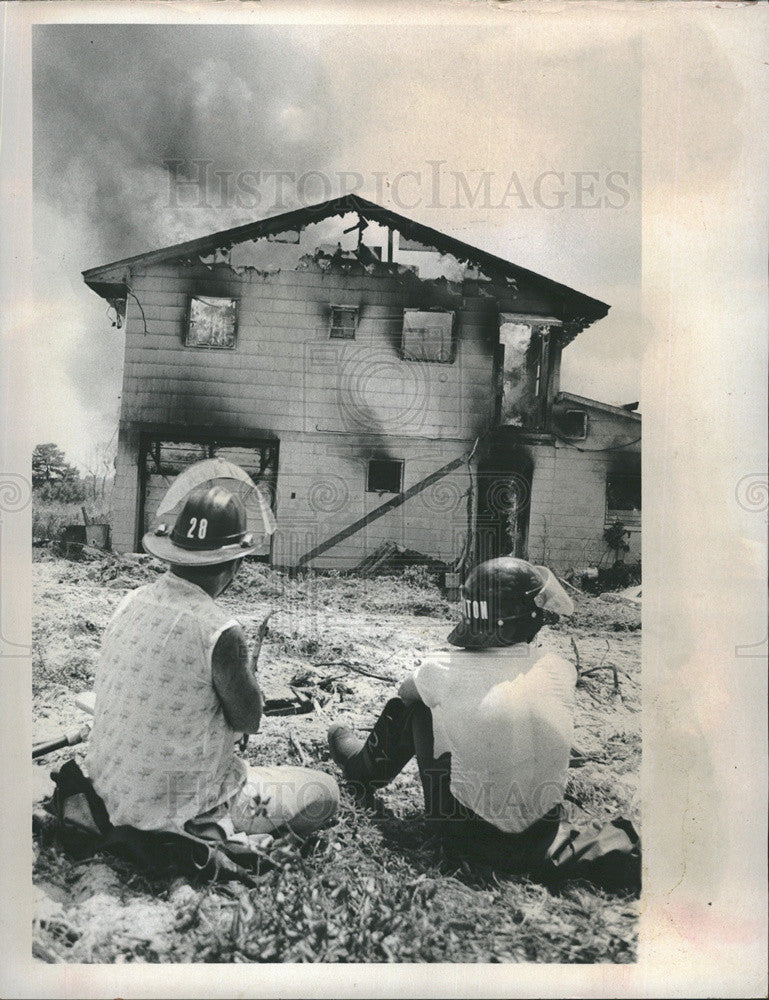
[447,556,574,648]
[142,485,261,566]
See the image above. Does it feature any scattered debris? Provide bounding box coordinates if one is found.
[580,563,642,596]
[32,550,639,963]
[600,585,642,606]
[558,575,583,595]
[354,542,449,578]
[288,729,309,765]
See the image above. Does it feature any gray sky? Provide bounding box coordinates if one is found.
[33,21,642,468]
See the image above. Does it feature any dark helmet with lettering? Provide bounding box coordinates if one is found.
[447,556,574,649]
[142,485,261,566]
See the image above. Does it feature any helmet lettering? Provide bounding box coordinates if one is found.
[185,516,209,540]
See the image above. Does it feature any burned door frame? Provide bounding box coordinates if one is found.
[472,435,535,565]
[136,427,279,558]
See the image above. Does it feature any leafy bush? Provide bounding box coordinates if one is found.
[581,560,641,594]
[32,497,111,545]
[32,500,83,544]
[603,521,631,564]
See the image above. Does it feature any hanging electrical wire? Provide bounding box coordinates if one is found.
[125,287,149,336]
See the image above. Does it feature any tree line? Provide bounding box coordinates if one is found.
[32,442,114,504]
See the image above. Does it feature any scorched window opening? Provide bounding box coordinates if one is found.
[185,295,238,349]
[560,409,589,440]
[401,309,455,363]
[605,472,642,525]
[367,459,404,494]
[329,306,358,340]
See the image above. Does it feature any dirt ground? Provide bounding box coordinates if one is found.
[31,551,641,964]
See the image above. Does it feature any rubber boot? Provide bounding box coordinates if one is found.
[327,698,417,791]
[327,726,368,782]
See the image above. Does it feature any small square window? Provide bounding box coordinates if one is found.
[402,309,454,362]
[367,459,403,494]
[186,295,237,348]
[560,409,588,440]
[329,306,358,339]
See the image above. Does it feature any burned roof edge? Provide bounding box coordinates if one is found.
[557,391,642,421]
[82,194,609,325]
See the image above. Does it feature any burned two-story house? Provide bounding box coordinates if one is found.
[83,194,641,573]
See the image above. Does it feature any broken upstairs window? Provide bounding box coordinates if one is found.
[329,306,358,339]
[497,315,560,430]
[185,295,238,348]
[401,309,455,363]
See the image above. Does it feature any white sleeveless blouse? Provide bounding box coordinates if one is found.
[86,571,247,832]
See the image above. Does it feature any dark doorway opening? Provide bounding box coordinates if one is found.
[473,436,534,566]
[137,432,278,560]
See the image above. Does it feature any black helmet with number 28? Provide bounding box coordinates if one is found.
[447,556,574,649]
[142,485,261,566]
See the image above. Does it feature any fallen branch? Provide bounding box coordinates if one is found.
[313,660,396,684]
[570,638,581,673]
[578,663,623,700]
[571,637,625,697]
[288,729,309,765]
[309,697,329,723]
[579,664,616,679]
[347,663,396,683]
[579,663,634,684]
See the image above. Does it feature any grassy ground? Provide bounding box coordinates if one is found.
[32,496,111,547]
[31,552,640,964]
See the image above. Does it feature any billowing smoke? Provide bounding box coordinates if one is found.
[32,25,358,457]
[33,24,355,262]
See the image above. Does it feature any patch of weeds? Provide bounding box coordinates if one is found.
[32,554,639,964]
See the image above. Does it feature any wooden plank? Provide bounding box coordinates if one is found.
[296,451,470,567]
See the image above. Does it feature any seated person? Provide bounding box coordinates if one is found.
[327,557,640,890]
[86,486,339,848]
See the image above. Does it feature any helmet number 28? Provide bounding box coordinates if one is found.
[186,517,208,540]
